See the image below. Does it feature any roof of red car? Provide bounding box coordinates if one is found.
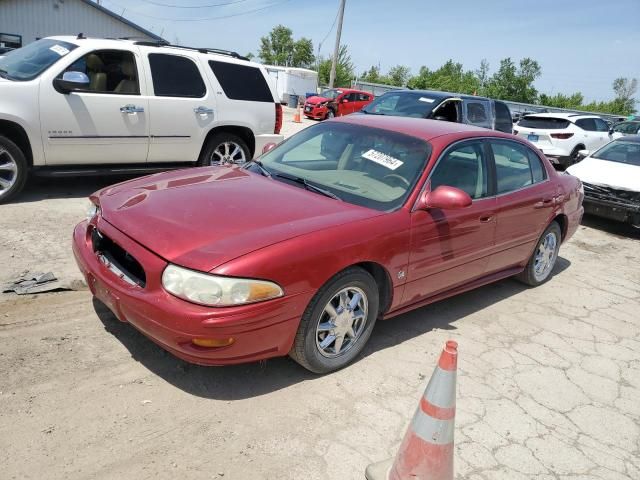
[334,114,512,141]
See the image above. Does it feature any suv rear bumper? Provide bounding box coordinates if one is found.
[254,134,284,158]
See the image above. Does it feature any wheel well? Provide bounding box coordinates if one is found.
[353,262,393,316]
[552,214,568,241]
[572,144,585,153]
[199,126,256,159]
[0,120,32,167]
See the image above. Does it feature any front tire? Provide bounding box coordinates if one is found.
[0,135,28,204]
[325,109,335,120]
[517,221,561,286]
[197,132,250,167]
[290,267,379,374]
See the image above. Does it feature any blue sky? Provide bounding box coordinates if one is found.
[101,0,640,103]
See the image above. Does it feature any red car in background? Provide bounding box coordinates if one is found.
[304,88,374,120]
[73,116,583,374]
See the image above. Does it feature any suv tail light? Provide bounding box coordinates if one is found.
[274,103,282,134]
[550,133,574,139]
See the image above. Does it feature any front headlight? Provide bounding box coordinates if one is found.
[86,202,100,221]
[162,264,284,307]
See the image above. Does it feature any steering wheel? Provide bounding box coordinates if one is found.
[383,173,410,188]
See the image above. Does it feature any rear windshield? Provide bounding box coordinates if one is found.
[362,92,439,118]
[518,116,570,129]
[592,140,640,167]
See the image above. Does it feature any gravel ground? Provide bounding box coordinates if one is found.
[1,109,639,479]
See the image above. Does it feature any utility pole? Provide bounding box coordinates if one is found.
[328,0,346,88]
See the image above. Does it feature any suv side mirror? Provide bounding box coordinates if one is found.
[608,127,615,135]
[419,185,473,210]
[53,71,90,94]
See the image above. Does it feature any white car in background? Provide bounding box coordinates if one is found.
[514,113,614,169]
[566,136,640,228]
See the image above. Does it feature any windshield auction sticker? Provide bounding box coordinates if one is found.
[50,45,70,56]
[362,149,404,170]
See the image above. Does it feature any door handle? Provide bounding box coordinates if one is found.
[194,106,214,115]
[534,198,554,209]
[120,104,144,114]
[479,215,494,223]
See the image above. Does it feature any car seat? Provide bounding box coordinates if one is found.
[114,61,138,94]
[86,54,106,92]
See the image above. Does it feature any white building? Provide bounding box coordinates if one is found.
[0,0,163,48]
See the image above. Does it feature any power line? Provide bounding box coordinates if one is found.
[318,5,339,52]
[136,0,249,8]
[105,0,291,21]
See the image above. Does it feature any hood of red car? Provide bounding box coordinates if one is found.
[96,167,378,272]
[306,95,330,104]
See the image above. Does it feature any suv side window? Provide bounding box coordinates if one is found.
[61,49,139,94]
[148,53,206,98]
[494,101,513,133]
[575,118,597,131]
[430,141,489,200]
[464,100,491,128]
[594,118,610,132]
[208,61,274,102]
[491,140,547,194]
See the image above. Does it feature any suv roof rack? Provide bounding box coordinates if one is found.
[132,40,248,61]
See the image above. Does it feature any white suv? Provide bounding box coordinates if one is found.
[0,36,284,203]
[514,113,613,168]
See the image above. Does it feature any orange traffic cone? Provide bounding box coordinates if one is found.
[293,105,302,123]
[366,340,458,480]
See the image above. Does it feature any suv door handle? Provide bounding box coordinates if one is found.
[534,198,554,208]
[479,214,494,223]
[194,106,214,115]
[120,104,144,114]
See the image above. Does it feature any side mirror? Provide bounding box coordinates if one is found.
[420,185,473,210]
[608,128,615,135]
[53,71,90,94]
[577,149,590,159]
[342,98,349,103]
[262,142,277,154]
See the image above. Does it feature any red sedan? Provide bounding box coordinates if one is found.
[73,115,584,373]
[304,88,373,120]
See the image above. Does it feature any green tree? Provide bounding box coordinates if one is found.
[408,60,479,94]
[538,92,585,109]
[258,25,315,68]
[612,77,638,115]
[485,57,541,103]
[318,45,354,87]
[475,59,490,96]
[360,65,382,84]
[386,65,411,86]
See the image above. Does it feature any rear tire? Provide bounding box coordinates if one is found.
[197,132,251,167]
[289,267,379,374]
[516,221,561,286]
[0,135,28,204]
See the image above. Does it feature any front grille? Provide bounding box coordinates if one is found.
[583,182,640,209]
[91,228,146,287]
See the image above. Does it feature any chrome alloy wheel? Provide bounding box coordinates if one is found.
[0,147,18,199]
[209,141,247,166]
[534,232,558,282]
[315,287,368,358]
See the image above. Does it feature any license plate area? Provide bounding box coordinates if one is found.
[527,134,539,142]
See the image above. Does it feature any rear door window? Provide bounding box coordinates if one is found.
[209,60,274,102]
[518,117,570,129]
[594,118,610,132]
[575,118,597,131]
[490,140,547,194]
[148,53,206,98]
[463,100,492,129]
[494,101,513,133]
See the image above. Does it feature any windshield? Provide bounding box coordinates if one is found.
[319,89,342,100]
[362,92,439,118]
[0,39,78,81]
[254,122,431,211]
[591,140,640,167]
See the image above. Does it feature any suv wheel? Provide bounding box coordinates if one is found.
[289,267,379,374]
[0,136,28,204]
[198,132,250,167]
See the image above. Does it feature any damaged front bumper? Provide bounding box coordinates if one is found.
[583,182,640,227]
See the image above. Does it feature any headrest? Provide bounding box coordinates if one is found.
[85,54,104,70]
